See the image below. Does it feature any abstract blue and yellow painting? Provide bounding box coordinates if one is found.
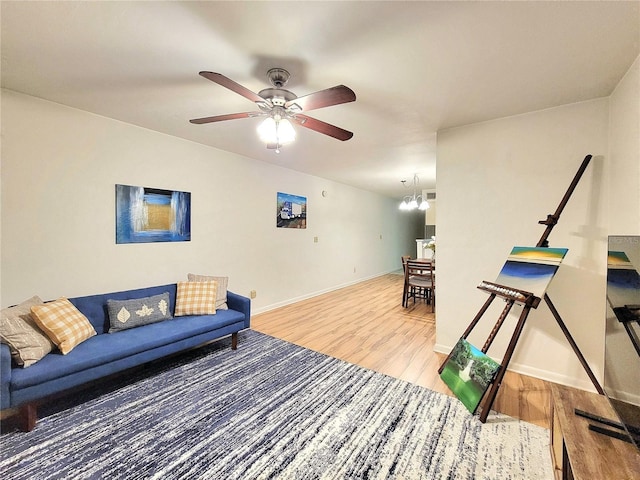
[116,184,191,244]
[494,246,568,298]
[607,251,640,316]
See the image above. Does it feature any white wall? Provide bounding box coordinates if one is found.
[1,90,415,313]
[436,98,611,391]
[609,55,640,234]
[604,55,640,404]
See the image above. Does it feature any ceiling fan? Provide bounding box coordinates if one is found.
[190,68,356,152]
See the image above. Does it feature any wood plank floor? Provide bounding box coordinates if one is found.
[252,273,553,429]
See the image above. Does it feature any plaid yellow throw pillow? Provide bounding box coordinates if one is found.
[30,298,96,354]
[174,281,217,316]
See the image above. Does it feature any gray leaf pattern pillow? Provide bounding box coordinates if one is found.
[107,292,172,333]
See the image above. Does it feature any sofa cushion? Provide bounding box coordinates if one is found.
[10,309,245,390]
[30,299,97,354]
[187,274,229,310]
[175,281,217,316]
[107,292,172,333]
[0,296,54,367]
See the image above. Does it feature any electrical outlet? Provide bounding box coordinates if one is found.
[250,290,256,299]
[314,236,318,243]
[353,267,357,273]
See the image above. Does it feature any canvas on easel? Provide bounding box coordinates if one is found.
[495,246,568,298]
[441,246,568,418]
[440,338,501,413]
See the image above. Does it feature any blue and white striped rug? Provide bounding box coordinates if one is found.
[0,330,553,479]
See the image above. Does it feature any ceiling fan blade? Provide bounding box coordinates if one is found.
[199,71,266,104]
[285,85,356,112]
[189,112,255,124]
[293,114,354,141]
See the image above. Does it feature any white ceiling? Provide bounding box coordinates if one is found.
[2,1,639,199]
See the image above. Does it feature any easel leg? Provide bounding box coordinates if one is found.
[478,305,532,422]
[544,294,604,394]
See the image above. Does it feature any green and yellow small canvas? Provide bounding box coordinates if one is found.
[440,338,501,414]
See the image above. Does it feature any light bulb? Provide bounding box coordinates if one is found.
[257,117,277,143]
[277,119,296,144]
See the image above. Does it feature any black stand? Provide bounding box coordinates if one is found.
[439,155,604,423]
[574,408,635,444]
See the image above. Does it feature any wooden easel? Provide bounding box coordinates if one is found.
[438,154,604,423]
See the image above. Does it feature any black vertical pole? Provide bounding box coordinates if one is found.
[536,155,592,247]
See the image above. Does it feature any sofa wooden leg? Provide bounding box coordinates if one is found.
[231,332,238,350]
[20,403,37,432]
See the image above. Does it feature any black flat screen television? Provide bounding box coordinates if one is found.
[604,235,640,449]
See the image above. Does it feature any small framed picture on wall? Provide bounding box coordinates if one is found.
[276,192,306,229]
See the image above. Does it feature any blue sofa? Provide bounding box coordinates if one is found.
[1,283,251,431]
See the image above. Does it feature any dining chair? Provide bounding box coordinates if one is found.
[400,256,411,306]
[403,259,435,311]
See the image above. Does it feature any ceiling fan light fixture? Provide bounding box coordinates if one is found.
[258,115,296,147]
[191,69,355,147]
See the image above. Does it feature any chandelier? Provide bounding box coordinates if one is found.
[399,174,430,211]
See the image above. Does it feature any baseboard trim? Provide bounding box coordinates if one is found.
[252,271,397,315]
